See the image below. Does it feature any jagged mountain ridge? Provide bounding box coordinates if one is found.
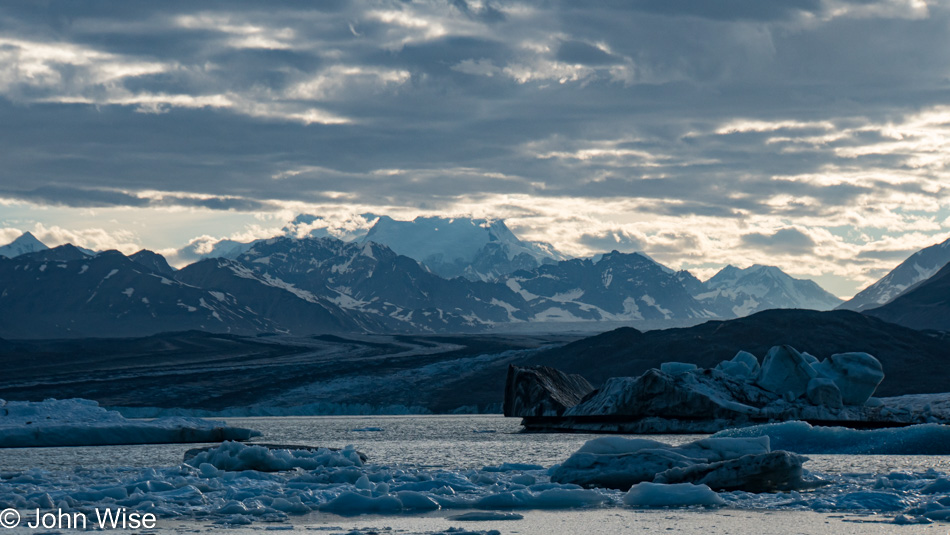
[0,232,854,338]
[0,246,278,338]
[838,236,950,311]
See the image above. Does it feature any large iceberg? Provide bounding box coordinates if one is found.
[0,398,259,447]
[550,435,813,492]
[505,346,948,433]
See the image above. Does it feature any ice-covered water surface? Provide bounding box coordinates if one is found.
[1,416,950,529]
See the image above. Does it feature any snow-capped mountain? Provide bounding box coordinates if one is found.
[0,247,278,338]
[0,232,49,258]
[178,236,536,333]
[360,216,566,281]
[865,261,950,331]
[696,264,843,316]
[1,230,851,338]
[838,236,950,312]
[502,250,716,322]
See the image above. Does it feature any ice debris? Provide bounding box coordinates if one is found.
[185,441,366,472]
[0,398,259,447]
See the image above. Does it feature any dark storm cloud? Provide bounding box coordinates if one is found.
[0,0,948,226]
[741,228,817,254]
[0,186,149,208]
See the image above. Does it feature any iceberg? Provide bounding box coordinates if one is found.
[0,398,258,447]
[506,346,950,433]
[713,421,950,455]
[550,435,813,492]
[624,482,725,507]
[502,364,593,418]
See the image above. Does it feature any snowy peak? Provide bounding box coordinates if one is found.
[360,216,566,281]
[0,231,49,258]
[697,264,842,316]
[839,235,950,312]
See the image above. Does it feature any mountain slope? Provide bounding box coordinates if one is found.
[864,261,950,331]
[0,249,277,338]
[130,249,176,275]
[696,264,842,316]
[175,257,372,334]
[213,236,536,332]
[504,250,715,322]
[0,232,49,258]
[525,309,949,397]
[839,236,950,311]
[360,216,565,281]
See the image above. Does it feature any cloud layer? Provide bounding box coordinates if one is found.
[1,0,949,296]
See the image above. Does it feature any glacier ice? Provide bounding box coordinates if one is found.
[185,441,365,472]
[0,398,258,447]
[509,345,948,433]
[624,482,725,507]
[814,352,884,405]
[755,345,817,399]
[549,435,811,492]
[713,421,950,455]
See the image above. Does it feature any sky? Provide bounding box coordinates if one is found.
[1,0,949,298]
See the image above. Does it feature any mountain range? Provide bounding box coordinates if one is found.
[1,219,947,339]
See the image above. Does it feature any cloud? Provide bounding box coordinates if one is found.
[0,0,948,297]
[29,223,141,254]
[740,227,818,255]
[578,229,645,253]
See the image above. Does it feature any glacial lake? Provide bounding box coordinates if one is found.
[3,415,950,534]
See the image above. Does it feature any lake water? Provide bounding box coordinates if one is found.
[6,414,950,475]
[2,415,950,534]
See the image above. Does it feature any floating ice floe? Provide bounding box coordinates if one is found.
[713,421,950,455]
[505,346,950,433]
[0,398,259,447]
[550,436,815,493]
[624,482,725,507]
[185,441,366,472]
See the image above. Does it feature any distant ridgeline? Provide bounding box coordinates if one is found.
[0,220,947,338]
